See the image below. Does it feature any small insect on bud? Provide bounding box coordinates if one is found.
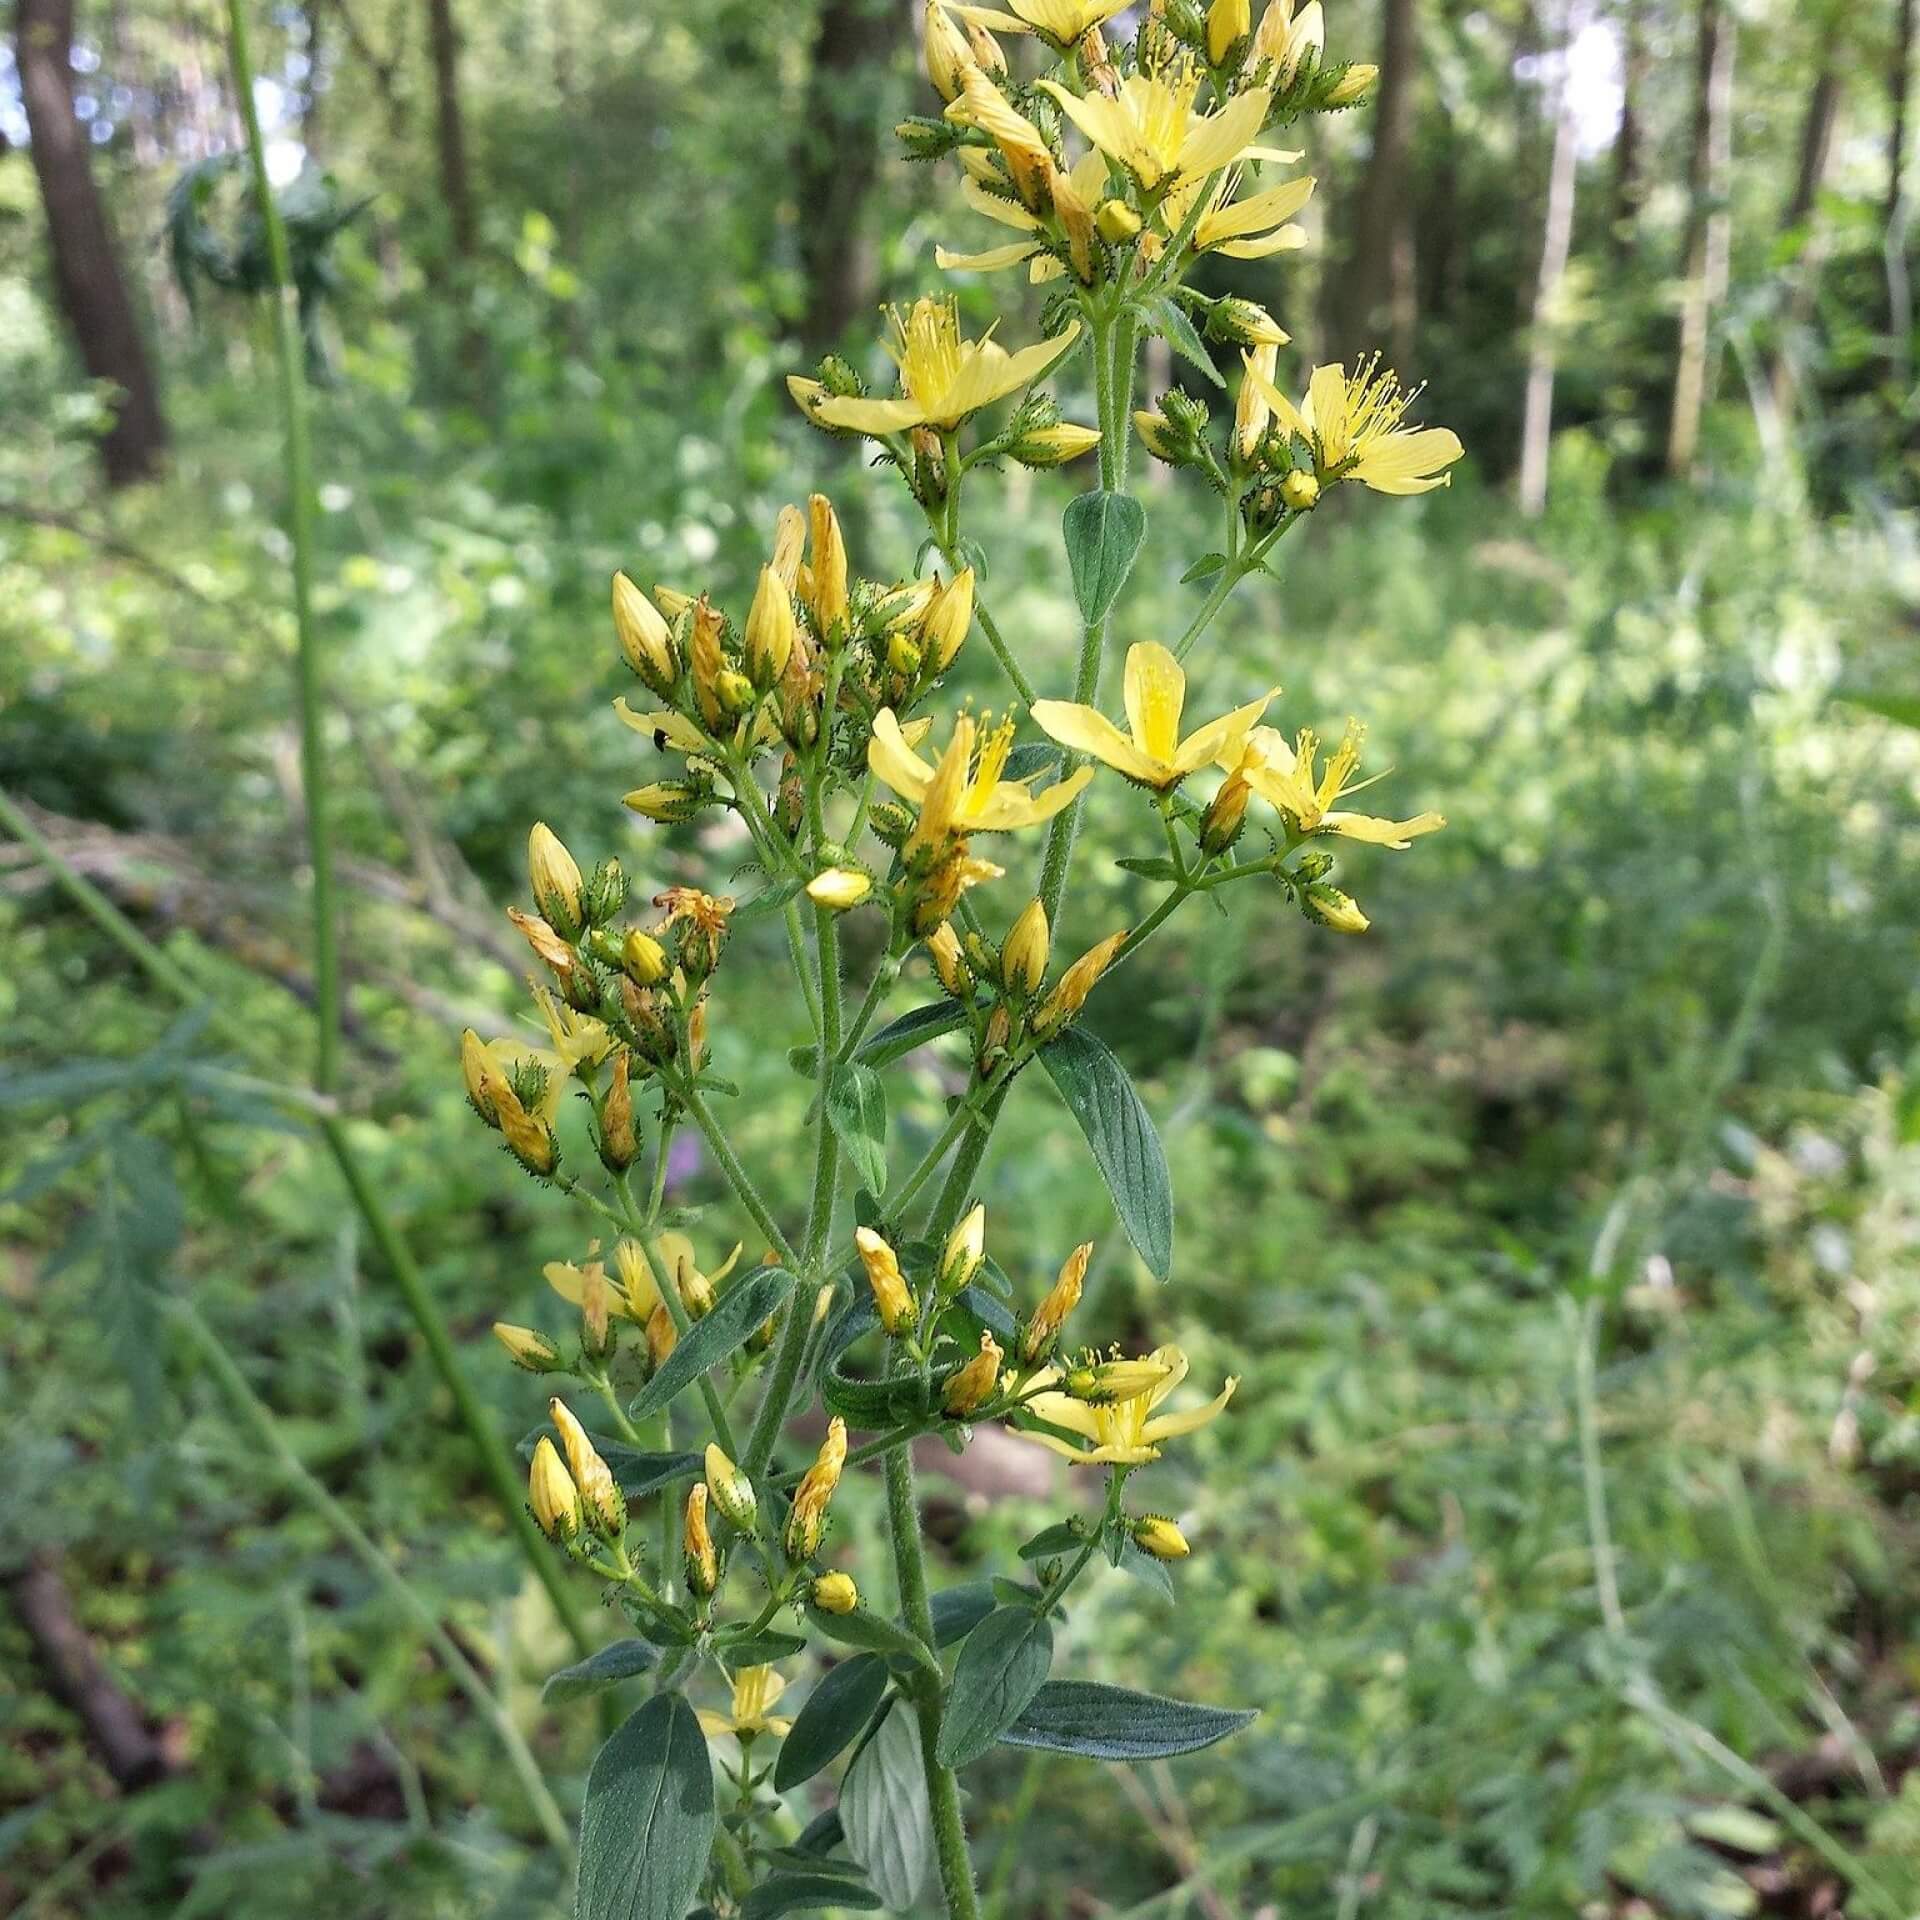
[1325,61,1379,106]
[1022,1241,1091,1363]
[745,565,797,690]
[1010,422,1104,468]
[1201,769,1252,856]
[612,572,679,693]
[1132,1515,1191,1561]
[855,1228,916,1335]
[1281,469,1321,511]
[549,1398,626,1535]
[684,1482,719,1597]
[529,1437,582,1541]
[704,1445,758,1532]
[493,1322,563,1373]
[1033,929,1127,1038]
[1096,197,1142,244]
[944,1330,1004,1416]
[598,1050,639,1172]
[811,1570,859,1615]
[940,1202,986,1297]
[1206,0,1250,63]
[920,567,974,671]
[528,824,586,939]
[807,867,872,912]
[1001,898,1050,997]
[645,1301,678,1373]
[785,1416,847,1561]
[927,921,974,999]
[620,928,670,987]
[808,494,850,638]
[1301,881,1370,934]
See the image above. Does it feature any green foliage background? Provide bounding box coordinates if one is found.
[3,0,1920,1914]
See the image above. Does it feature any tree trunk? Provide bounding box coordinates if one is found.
[1766,64,1842,417]
[1518,2,1582,517]
[16,0,169,487]
[793,0,901,351]
[1890,0,1915,226]
[1665,0,1734,478]
[425,0,476,259]
[1331,0,1419,364]
[1611,0,1649,254]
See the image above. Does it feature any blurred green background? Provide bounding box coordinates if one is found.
[4,0,1920,1914]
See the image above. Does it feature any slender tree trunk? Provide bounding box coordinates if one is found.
[1890,0,1915,226]
[1518,2,1582,517]
[793,0,901,350]
[1767,64,1841,415]
[425,0,475,259]
[16,0,169,487]
[1611,0,1648,254]
[1332,0,1419,363]
[1666,0,1734,478]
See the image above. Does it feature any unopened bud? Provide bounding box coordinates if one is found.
[1132,1515,1191,1560]
[528,823,586,938]
[1206,0,1250,64]
[1281,469,1321,511]
[943,1330,1003,1415]
[612,572,678,691]
[1208,296,1289,349]
[888,631,924,680]
[785,1416,848,1560]
[598,1050,639,1171]
[940,1202,986,1297]
[808,494,849,636]
[584,858,627,927]
[745,565,797,690]
[1302,881,1369,934]
[621,928,670,986]
[499,1097,559,1177]
[856,1228,916,1334]
[1201,769,1252,855]
[1022,1241,1090,1362]
[921,567,975,670]
[1096,198,1142,243]
[704,1444,758,1531]
[716,667,756,716]
[493,1322,563,1373]
[1001,898,1050,996]
[923,0,971,100]
[811,1570,859,1614]
[685,1482,719,1596]
[645,1301,678,1372]
[1034,929,1127,1037]
[928,921,974,998]
[1134,408,1187,465]
[460,1028,506,1125]
[549,1398,626,1535]
[978,1002,1012,1076]
[807,867,872,911]
[528,1436,582,1541]
[1010,421,1103,468]
[1325,61,1378,105]
[579,1265,615,1361]
[623,780,707,823]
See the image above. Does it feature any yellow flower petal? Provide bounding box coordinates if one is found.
[935,241,1044,273]
[1030,698,1166,785]
[1123,642,1187,766]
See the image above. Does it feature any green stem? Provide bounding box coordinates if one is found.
[677,1082,798,1265]
[0,785,598,1660]
[170,1298,573,1856]
[804,904,844,1268]
[837,956,900,1063]
[743,1289,816,1479]
[226,0,339,1097]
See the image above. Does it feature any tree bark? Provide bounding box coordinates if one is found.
[793,0,901,351]
[1611,0,1649,254]
[1890,0,1915,226]
[1331,0,1419,365]
[16,0,169,487]
[1665,0,1734,478]
[1518,1,1582,517]
[425,0,476,259]
[1767,63,1842,417]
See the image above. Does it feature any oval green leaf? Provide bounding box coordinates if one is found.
[825,1061,888,1196]
[576,1691,715,1920]
[936,1606,1055,1768]
[998,1680,1256,1762]
[773,1653,891,1791]
[541,1638,657,1705]
[1063,490,1148,625]
[740,1872,882,1917]
[840,1701,932,1912]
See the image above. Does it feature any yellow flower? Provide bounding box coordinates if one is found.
[531,985,613,1071]
[870,709,1091,840]
[1252,0,1324,85]
[1032,929,1127,1037]
[461,1028,565,1126]
[803,298,1081,437]
[856,1227,917,1334]
[697,1666,793,1742]
[528,1436,581,1540]
[1023,1345,1237,1465]
[960,0,1131,42]
[1226,721,1445,847]
[1194,169,1315,257]
[923,0,975,99]
[942,67,1057,210]
[1036,70,1271,191]
[1244,354,1463,495]
[1032,642,1276,791]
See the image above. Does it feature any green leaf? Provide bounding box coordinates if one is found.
[840,1702,933,1912]
[1148,296,1225,386]
[773,1654,891,1791]
[999,1681,1255,1761]
[790,1001,968,1077]
[576,1692,715,1920]
[1115,1538,1177,1601]
[1837,687,1920,729]
[936,1607,1055,1768]
[717,1628,808,1667]
[804,1601,938,1676]
[1115,856,1181,879]
[1181,551,1228,584]
[1017,1522,1087,1563]
[1003,741,1064,782]
[628,1267,796,1422]
[1062,490,1148,626]
[929,1580,998,1648]
[826,1062,888,1196]
[1040,1027,1174,1280]
[740,1873,882,1917]
[542,1639,658,1703]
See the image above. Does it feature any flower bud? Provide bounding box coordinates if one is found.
[461,1029,507,1125]
[549,1398,626,1535]
[1001,898,1050,996]
[1302,881,1369,933]
[1009,422,1103,468]
[963,12,1006,72]
[785,1415,847,1561]
[529,1436,582,1541]
[1096,198,1142,243]
[1132,1515,1191,1560]
[689,596,727,727]
[1022,1241,1090,1362]
[928,921,974,998]
[1033,929,1126,1037]
[679,1261,715,1320]
[940,1202,985,1297]
[716,667,757,716]
[1206,0,1249,64]
[579,1264,615,1361]
[599,1050,639,1172]
[685,1482,719,1596]
[1325,61,1378,105]
[528,823,586,938]
[856,1228,916,1335]
[811,1570,859,1615]
[944,1330,1003,1415]
[888,631,924,680]
[624,780,708,823]
[1253,0,1323,83]
[585,858,627,927]
[704,1444,759,1532]
[621,928,670,986]
[499,1097,559,1177]
[1281,469,1321,511]
[978,1002,1012,1077]
[493,1322,563,1372]
[612,572,678,692]
[923,0,972,99]
[920,567,974,671]
[807,867,872,911]
[645,1301,678,1372]
[1200,769,1252,855]
[1207,297,1289,349]
[769,503,807,590]
[1134,408,1188,465]
[808,494,850,637]
[745,565,797,691]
